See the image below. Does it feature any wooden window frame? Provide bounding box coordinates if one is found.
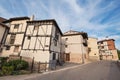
[10,34,16,44]
[14,24,19,29]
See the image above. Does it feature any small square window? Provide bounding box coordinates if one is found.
[65,38,68,41]
[10,34,16,44]
[14,24,19,29]
[101,46,104,48]
[65,45,68,48]
[6,46,10,50]
[45,45,49,47]
[101,42,103,44]
[27,36,31,40]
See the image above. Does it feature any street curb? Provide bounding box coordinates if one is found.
[43,63,89,75]
[25,62,91,80]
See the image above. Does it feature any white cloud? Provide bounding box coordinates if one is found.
[0,0,120,49]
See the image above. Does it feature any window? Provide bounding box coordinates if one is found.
[101,42,103,44]
[0,48,3,53]
[56,34,59,40]
[45,45,49,47]
[101,46,104,49]
[14,46,19,52]
[65,38,68,41]
[34,25,39,30]
[98,46,99,48]
[6,46,10,50]
[54,28,59,46]
[27,36,31,40]
[10,34,16,44]
[54,39,57,46]
[14,24,19,29]
[52,53,56,60]
[65,45,68,48]
[55,28,59,40]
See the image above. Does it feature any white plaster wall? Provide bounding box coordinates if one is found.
[1,46,21,57]
[0,25,6,43]
[26,25,34,35]
[88,37,99,57]
[10,20,28,33]
[26,24,52,36]
[2,19,28,57]
[62,35,86,54]
[23,37,50,50]
[14,34,24,45]
[20,50,50,62]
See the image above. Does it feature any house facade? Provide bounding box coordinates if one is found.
[88,37,99,61]
[62,30,88,63]
[20,19,62,63]
[0,23,9,55]
[98,39,118,60]
[1,17,30,57]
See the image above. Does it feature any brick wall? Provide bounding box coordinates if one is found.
[107,40,116,50]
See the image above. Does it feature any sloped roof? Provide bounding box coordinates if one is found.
[0,17,7,23]
[27,19,63,35]
[0,23,9,28]
[3,16,30,23]
[98,39,115,43]
[63,30,88,39]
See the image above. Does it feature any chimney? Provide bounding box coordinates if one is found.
[30,15,34,21]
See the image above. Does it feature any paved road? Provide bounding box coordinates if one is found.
[26,61,120,80]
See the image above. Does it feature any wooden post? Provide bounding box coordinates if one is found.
[31,57,34,73]
[20,56,22,60]
[38,62,40,73]
[45,62,47,71]
[55,60,56,70]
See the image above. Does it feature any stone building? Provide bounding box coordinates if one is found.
[62,30,88,63]
[98,39,118,60]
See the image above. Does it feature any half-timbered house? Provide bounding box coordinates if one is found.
[20,19,63,64]
[0,22,9,55]
[1,17,30,57]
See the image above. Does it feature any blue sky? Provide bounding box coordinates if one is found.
[0,0,120,49]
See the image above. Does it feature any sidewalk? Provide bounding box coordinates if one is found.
[0,62,86,80]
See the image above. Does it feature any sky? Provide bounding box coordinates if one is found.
[0,0,120,49]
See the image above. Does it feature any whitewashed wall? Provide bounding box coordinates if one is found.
[0,25,6,43]
[88,37,99,58]
[1,20,28,57]
[62,35,87,54]
[21,21,62,62]
[21,50,50,62]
